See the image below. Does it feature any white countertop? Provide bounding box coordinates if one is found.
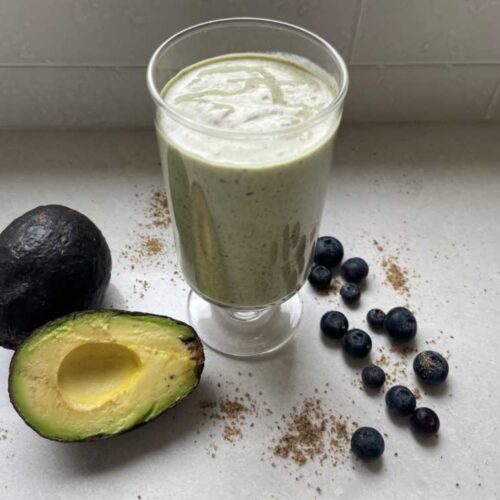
[0,124,499,499]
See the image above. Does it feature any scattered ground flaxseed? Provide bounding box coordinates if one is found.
[142,236,164,257]
[329,279,342,295]
[373,239,384,252]
[120,188,170,267]
[222,425,243,442]
[148,190,171,229]
[199,393,256,445]
[121,235,165,263]
[272,398,351,468]
[382,256,410,297]
[132,278,150,299]
[375,346,409,383]
[389,345,418,357]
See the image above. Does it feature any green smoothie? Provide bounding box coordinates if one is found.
[156,53,341,308]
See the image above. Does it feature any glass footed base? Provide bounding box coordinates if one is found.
[187,291,302,358]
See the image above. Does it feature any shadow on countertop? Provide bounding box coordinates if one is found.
[101,282,126,310]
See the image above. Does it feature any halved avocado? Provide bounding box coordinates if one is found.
[9,310,204,441]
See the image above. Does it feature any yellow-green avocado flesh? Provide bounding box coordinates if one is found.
[9,310,204,441]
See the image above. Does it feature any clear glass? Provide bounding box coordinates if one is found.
[147,18,348,357]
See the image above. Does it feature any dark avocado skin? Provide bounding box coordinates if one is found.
[0,205,112,349]
[8,309,205,442]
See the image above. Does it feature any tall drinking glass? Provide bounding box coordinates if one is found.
[147,18,348,357]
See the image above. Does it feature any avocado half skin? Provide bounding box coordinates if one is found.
[8,309,205,442]
[0,205,112,349]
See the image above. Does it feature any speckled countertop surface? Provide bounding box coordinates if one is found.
[0,124,499,499]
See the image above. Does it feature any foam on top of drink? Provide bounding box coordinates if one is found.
[163,53,336,133]
[158,53,341,167]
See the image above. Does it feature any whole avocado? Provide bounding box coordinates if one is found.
[0,205,111,349]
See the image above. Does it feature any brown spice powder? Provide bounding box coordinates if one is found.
[329,279,342,295]
[375,346,410,384]
[120,188,169,267]
[199,396,252,444]
[373,239,384,252]
[220,399,246,418]
[382,256,410,297]
[389,344,418,357]
[141,236,164,257]
[272,398,351,467]
[121,235,166,266]
[148,190,171,229]
[222,425,243,442]
[132,278,150,299]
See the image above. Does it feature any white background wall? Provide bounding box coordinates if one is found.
[1,0,500,127]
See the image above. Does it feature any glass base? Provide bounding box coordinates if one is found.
[187,291,302,358]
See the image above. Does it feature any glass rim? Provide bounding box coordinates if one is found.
[146,17,349,139]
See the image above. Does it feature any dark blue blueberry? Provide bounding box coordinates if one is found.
[308,264,331,290]
[413,351,449,385]
[351,427,385,461]
[341,257,369,283]
[314,236,344,268]
[340,283,361,303]
[366,308,386,329]
[342,329,372,358]
[320,311,349,339]
[384,307,417,342]
[385,385,416,416]
[410,407,440,435]
[362,365,386,389]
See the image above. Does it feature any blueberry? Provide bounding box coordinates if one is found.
[308,264,331,290]
[341,257,369,283]
[351,427,385,461]
[410,407,440,435]
[314,236,344,268]
[342,329,372,358]
[385,385,416,416]
[413,351,449,385]
[340,283,361,303]
[320,311,349,339]
[366,308,386,329]
[362,365,386,389]
[384,307,417,342]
